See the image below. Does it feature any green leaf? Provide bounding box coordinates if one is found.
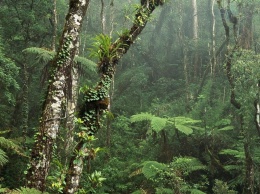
[189,189,207,194]
[130,112,153,123]
[218,126,234,131]
[142,161,166,179]
[151,117,167,132]
[175,124,193,135]
[0,149,8,166]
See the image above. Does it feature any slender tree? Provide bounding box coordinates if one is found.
[218,1,255,193]
[26,0,90,191]
[192,0,199,79]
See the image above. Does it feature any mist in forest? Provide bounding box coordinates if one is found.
[0,0,259,193]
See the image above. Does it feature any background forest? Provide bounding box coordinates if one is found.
[0,0,260,193]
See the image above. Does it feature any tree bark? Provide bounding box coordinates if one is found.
[26,0,90,191]
[63,1,164,193]
[51,0,57,51]
[192,0,199,79]
[239,4,254,50]
[210,0,216,76]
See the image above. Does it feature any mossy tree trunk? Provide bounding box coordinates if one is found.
[63,1,164,193]
[218,1,255,193]
[26,0,90,191]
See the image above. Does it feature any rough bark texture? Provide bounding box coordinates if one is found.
[64,65,79,165]
[26,0,89,191]
[63,1,164,193]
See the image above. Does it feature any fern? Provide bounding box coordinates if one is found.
[130,112,153,123]
[175,124,193,135]
[74,56,97,72]
[11,187,49,194]
[142,161,166,179]
[151,117,167,132]
[23,47,55,63]
[219,149,245,159]
[0,134,24,166]
[23,47,97,73]
[131,113,200,135]
[0,149,8,166]
[155,187,173,194]
[171,157,207,175]
[189,189,207,194]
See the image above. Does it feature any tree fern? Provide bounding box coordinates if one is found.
[130,112,153,123]
[151,117,167,132]
[142,161,166,179]
[23,47,55,63]
[0,149,8,166]
[131,113,201,135]
[0,132,23,166]
[171,157,207,175]
[22,47,97,72]
[219,149,245,159]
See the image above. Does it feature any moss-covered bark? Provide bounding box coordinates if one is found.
[26,0,90,191]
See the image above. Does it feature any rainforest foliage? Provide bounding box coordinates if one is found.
[0,0,260,193]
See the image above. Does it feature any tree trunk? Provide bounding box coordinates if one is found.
[178,1,190,111]
[64,1,164,193]
[218,2,255,193]
[100,0,106,34]
[192,0,199,79]
[26,0,90,191]
[51,0,57,51]
[255,80,260,136]
[240,4,254,50]
[64,64,79,165]
[210,0,216,76]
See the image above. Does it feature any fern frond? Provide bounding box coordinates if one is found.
[218,126,234,131]
[0,137,23,156]
[151,117,167,132]
[130,112,153,123]
[0,149,8,166]
[129,168,142,178]
[23,47,55,63]
[12,187,49,194]
[174,117,201,125]
[171,157,206,174]
[142,161,166,179]
[155,187,173,194]
[219,149,245,159]
[175,124,193,135]
[74,56,97,72]
[189,189,207,194]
